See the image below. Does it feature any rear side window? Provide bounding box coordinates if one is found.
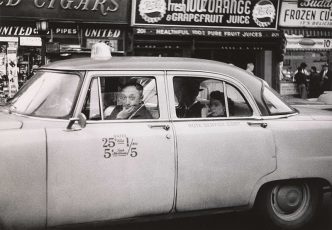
[173,76,253,118]
[225,83,253,117]
[263,86,295,115]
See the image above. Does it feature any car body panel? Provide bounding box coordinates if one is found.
[173,119,276,211]
[0,111,23,130]
[47,71,175,226]
[46,122,176,226]
[269,118,332,180]
[0,127,46,229]
[164,71,277,210]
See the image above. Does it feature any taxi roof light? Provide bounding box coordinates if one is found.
[91,42,112,60]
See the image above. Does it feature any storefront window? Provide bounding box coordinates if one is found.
[281,50,328,83]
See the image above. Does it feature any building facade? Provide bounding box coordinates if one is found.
[279,0,332,95]
[130,0,283,90]
[0,0,130,97]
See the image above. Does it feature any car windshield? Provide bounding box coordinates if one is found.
[8,71,81,119]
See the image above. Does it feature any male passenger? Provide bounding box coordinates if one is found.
[106,82,153,119]
[174,78,204,118]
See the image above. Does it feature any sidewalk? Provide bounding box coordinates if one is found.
[282,95,325,105]
[282,91,332,107]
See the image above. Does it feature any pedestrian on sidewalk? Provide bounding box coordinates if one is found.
[245,63,255,75]
[295,62,308,99]
[308,66,321,98]
[319,64,330,94]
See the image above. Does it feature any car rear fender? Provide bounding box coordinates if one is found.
[0,128,47,230]
[248,119,332,207]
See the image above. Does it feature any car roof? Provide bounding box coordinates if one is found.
[42,56,259,84]
[41,56,267,115]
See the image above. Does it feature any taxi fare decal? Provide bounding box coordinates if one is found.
[102,135,138,158]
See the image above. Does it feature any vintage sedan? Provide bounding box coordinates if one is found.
[0,53,331,230]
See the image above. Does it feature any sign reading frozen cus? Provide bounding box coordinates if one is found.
[132,0,280,29]
[279,1,332,28]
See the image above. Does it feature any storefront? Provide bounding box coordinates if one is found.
[131,0,283,89]
[279,0,332,96]
[0,0,130,97]
[0,22,44,98]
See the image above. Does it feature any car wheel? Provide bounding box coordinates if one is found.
[259,181,322,230]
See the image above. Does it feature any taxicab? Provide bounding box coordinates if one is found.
[0,43,331,230]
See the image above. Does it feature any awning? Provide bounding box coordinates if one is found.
[282,28,332,38]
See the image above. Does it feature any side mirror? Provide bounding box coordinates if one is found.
[66,113,87,131]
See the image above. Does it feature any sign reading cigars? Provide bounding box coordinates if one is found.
[132,0,280,29]
[0,0,129,24]
[279,0,332,28]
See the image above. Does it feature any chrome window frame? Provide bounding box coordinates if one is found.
[75,70,168,124]
[166,71,261,121]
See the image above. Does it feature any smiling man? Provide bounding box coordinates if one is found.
[107,82,153,120]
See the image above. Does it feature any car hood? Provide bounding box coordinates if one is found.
[293,105,332,121]
[0,110,23,130]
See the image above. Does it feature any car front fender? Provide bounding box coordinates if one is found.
[0,128,46,230]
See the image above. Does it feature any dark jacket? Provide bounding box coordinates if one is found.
[107,104,153,119]
[295,69,308,86]
[176,101,204,118]
[320,70,331,92]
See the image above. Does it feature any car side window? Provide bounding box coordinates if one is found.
[225,83,253,117]
[82,76,159,120]
[173,76,253,118]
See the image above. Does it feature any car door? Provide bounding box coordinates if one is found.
[167,72,277,211]
[47,71,175,227]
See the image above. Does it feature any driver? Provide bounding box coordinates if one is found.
[106,82,153,120]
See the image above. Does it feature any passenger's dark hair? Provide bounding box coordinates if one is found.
[210,91,225,105]
[210,90,234,113]
[122,82,143,92]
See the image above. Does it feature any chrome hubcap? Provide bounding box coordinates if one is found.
[271,183,310,221]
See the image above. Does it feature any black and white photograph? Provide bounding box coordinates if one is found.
[0,0,331,230]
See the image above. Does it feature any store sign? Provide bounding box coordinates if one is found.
[286,36,332,50]
[0,0,129,24]
[298,0,332,9]
[20,37,42,46]
[279,1,332,28]
[0,37,18,42]
[132,0,280,29]
[84,28,121,38]
[0,26,39,36]
[134,27,281,38]
[54,27,78,35]
[53,25,122,38]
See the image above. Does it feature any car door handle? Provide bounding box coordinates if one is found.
[247,122,268,128]
[149,124,170,131]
